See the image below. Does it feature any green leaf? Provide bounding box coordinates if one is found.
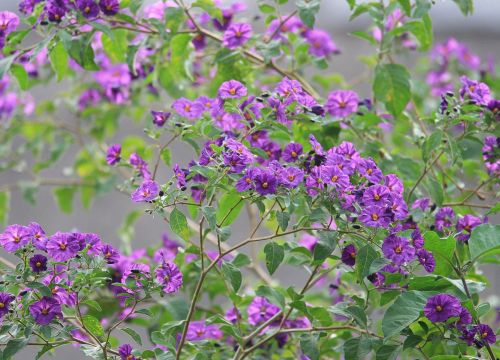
[216,190,244,226]
[297,0,321,28]
[0,191,10,226]
[422,131,443,163]
[382,291,428,338]
[343,335,372,360]
[397,0,411,15]
[82,315,104,337]
[82,299,102,312]
[313,231,337,262]
[221,261,242,292]
[170,208,190,241]
[122,327,142,345]
[300,333,319,360]
[452,0,473,15]
[53,187,76,214]
[10,64,29,90]
[468,224,500,262]
[423,177,444,206]
[373,63,411,117]
[192,0,222,20]
[259,4,276,14]
[356,245,379,282]
[3,338,29,359]
[0,55,16,79]
[256,285,285,308]
[276,212,290,231]
[376,345,400,360]
[346,306,367,327]
[102,29,128,63]
[264,242,285,275]
[423,232,455,276]
[49,41,69,82]
[170,34,193,80]
[232,253,251,267]
[201,206,217,231]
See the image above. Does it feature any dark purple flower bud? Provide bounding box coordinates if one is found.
[341,244,356,266]
[106,144,121,165]
[424,294,462,323]
[151,110,171,127]
[29,254,48,273]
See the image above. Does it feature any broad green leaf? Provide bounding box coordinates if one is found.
[468,224,500,262]
[122,327,142,345]
[170,208,190,241]
[382,291,428,338]
[376,345,400,360]
[170,34,193,80]
[0,55,16,79]
[0,191,10,226]
[256,285,285,308]
[373,63,411,117]
[397,0,411,15]
[232,253,251,267]
[49,41,69,81]
[10,64,29,90]
[297,0,321,28]
[216,190,244,227]
[343,335,372,360]
[102,29,128,63]
[423,232,455,276]
[264,242,285,275]
[276,212,290,231]
[82,315,104,337]
[201,206,217,231]
[53,187,76,214]
[423,177,444,206]
[346,306,367,327]
[356,245,379,282]
[221,261,242,292]
[452,0,473,15]
[422,131,443,163]
[300,333,319,360]
[82,299,102,312]
[3,338,29,359]
[313,231,337,262]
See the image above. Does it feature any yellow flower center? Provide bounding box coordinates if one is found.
[229,88,236,95]
[288,175,295,181]
[291,151,297,158]
[36,262,42,267]
[371,213,379,221]
[84,6,91,13]
[262,182,269,189]
[59,243,66,250]
[331,175,338,182]
[0,303,4,309]
[435,305,443,312]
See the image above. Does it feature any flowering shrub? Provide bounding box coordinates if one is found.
[0,0,499,359]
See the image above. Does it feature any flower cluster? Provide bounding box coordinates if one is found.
[0,11,19,49]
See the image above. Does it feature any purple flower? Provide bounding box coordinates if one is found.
[235,168,258,192]
[151,110,171,127]
[435,207,455,232]
[305,166,325,196]
[129,153,151,179]
[456,215,482,242]
[29,254,48,273]
[218,80,247,99]
[99,0,120,15]
[282,143,303,162]
[222,22,252,49]
[303,29,339,57]
[279,167,304,188]
[19,0,42,15]
[309,134,324,156]
[173,164,187,190]
[268,97,288,123]
[0,293,14,317]
[323,166,350,189]
[412,198,430,211]
[457,308,472,328]
[29,296,62,325]
[477,324,496,345]
[247,296,280,325]
[459,76,491,105]
[362,185,391,206]
[482,135,500,176]
[341,244,357,266]
[106,144,121,165]
[299,234,318,252]
[131,180,159,202]
[155,262,183,293]
[383,174,404,194]
[47,4,67,23]
[417,249,435,273]
[252,169,277,196]
[424,294,462,323]
[172,98,204,120]
[359,206,392,229]
[101,244,119,264]
[358,158,383,183]
[0,11,20,35]
[46,232,81,262]
[78,88,101,111]
[77,0,100,18]
[325,90,359,118]
[0,224,31,252]
[460,327,477,346]
[275,77,304,101]
[118,344,136,360]
[382,235,415,265]
[185,321,223,341]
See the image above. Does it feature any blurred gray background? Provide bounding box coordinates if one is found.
[1,0,500,358]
